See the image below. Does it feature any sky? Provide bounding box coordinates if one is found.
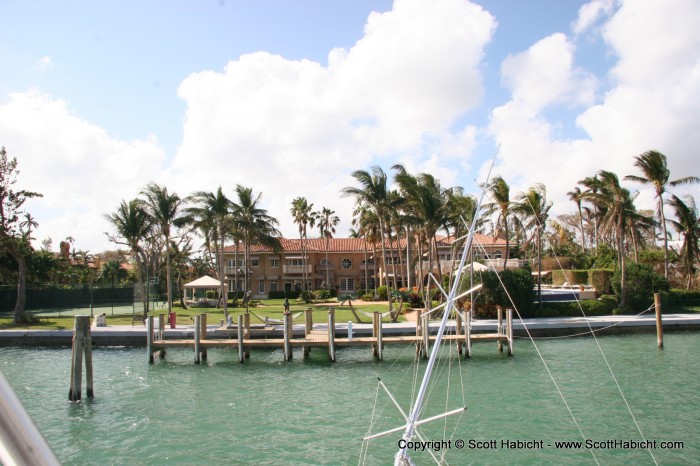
[2,0,699,254]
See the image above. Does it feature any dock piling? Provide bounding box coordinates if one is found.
[237,315,245,363]
[147,316,155,363]
[497,307,503,352]
[200,313,208,360]
[194,315,201,364]
[654,293,664,349]
[464,311,472,358]
[69,315,93,401]
[421,311,429,359]
[283,311,292,361]
[303,308,313,358]
[328,308,336,362]
[506,308,514,356]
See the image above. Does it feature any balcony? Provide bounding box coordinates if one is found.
[316,263,335,272]
[283,264,314,275]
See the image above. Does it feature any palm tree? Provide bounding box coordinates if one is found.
[185,187,232,317]
[514,183,552,310]
[567,187,586,252]
[484,176,512,270]
[290,197,316,294]
[352,204,380,295]
[19,212,39,242]
[342,166,393,315]
[578,175,603,255]
[316,207,340,289]
[141,183,185,314]
[666,194,699,289]
[582,171,637,306]
[233,185,281,312]
[104,199,152,316]
[625,150,700,279]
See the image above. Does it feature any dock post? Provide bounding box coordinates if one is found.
[147,315,155,364]
[506,308,514,356]
[237,314,245,363]
[497,307,503,352]
[654,293,664,349]
[158,313,165,340]
[456,309,463,355]
[464,311,472,358]
[372,312,378,358]
[328,308,336,362]
[376,314,383,361]
[243,312,251,359]
[200,313,208,360]
[283,311,292,361]
[415,309,422,357]
[303,308,313,358]
[69,316,93,401]
[194,315,201,364]
[421,311,429,359]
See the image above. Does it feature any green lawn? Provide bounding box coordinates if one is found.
[0,298,404,330]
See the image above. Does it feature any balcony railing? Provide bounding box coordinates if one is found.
[283,264,314,274]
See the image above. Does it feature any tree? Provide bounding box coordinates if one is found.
[513,183,551,311]
[666,194,699,289]
[233,185,281,312]
[0,147,43,323]
[625,150,700,279]
[141,183,186,314]
[97,260,128,286]
[567,187,586,252]
[342,166,394,316]
[316,207,340,289]
[290,197,316,294]
[484,176,512,271]
[104,199,152,316]
[185,187,232,317]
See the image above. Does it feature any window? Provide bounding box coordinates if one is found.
[339,277,354,292]
[320,258,330,265]
[270,259,279,268]
[494,250,502,259]
[439,254,452,261]
[341,258,352,269]
[227,259,235,267]
[251,259,259,267]
[288,259,304,266]
[270,281,278,292]
[258,279,265,293]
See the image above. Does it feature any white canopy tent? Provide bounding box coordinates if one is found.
[183,275,221,302]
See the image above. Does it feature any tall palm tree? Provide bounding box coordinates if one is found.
[567,187,586,252]
[582,171,637,306]
[666,194,699,289]
[316,207,340,289]
[290,197,316,294]
[185,187,232,317]
[484,176,512,270]
[352,204,380,295]
[578,175,603,255]
[342,166,393,315]
[141,183,185,314]
[104,199,152,316]
[233,185,281,311]
[625,150,700,279]
[514,183,552,310]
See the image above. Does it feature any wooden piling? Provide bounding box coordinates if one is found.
[328,308,336,362]
[158,313,165,340]
[194,315,201,364]
[237,315,245,363]
[69,316,93,401]
[497,307,503,352]
[147,316,154,363]
[654,293,664,349]
[283,311,292,361]
[421,311,429,359]
[456,310,463,355]
[303,308,313,358]
[415,309,422,357]
[200,313,208,360]
[506,308,514,356]
[464,311,472,358]
[243,312,251,359]
[376,313,383,361]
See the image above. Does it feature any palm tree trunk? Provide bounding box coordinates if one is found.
[9,245,28,323]
[378,218,392,315]
[220,235,228,318]
[659,196,670,279]
[165,232,172,314]
[405,226,412,289]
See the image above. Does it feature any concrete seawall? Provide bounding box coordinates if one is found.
[1,313,698,347]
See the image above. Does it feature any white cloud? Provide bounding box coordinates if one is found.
[0,89,166,252]
[169,0,496,238]
[487,0,700,220]
[35,56,53,73]
[571,0,616,36]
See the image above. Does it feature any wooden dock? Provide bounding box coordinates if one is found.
[146,307,514,364]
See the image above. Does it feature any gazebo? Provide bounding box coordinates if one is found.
[183,275,221,302]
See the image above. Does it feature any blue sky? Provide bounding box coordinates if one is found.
[2,0,699,252]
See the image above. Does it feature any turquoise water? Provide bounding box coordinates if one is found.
[1,333,699,465]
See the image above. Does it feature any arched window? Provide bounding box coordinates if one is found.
[320,258,330,265]
[494,250,502,259]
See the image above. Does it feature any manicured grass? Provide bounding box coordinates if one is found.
[0,299,405,329]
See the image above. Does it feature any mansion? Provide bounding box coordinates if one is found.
[223,234,508,299]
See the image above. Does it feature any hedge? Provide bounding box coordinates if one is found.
[268,290,302,299]
[589,269,613,294]
[533,295,617,318]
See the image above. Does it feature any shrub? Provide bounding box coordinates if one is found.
[612,263,669,312]
[360,293,374,302]
[535,296,616,318]
[312,289,333,301]
[376,285,388,301]
[461,268,535,318]
[205,290,216,299]
[268,290,301,300]
[589,269,613,294]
